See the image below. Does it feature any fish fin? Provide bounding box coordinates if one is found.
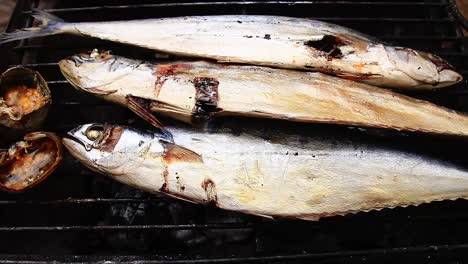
[86,87,118,95]
[162,143,203,164]
[127,95,165,129]
[0,8,66,44]
[126,95,173,140]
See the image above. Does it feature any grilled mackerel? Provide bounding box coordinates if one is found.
[63,122,468,221]
[59,51,468,137]
[1,9,462,89]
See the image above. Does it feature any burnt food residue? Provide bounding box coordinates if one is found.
[192,77,222,123]
[305,35,349,60]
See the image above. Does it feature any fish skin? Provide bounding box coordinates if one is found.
[63,122,468,221]
[1,10,462,89]
[59,51,468,137]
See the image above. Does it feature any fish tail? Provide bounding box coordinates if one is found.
[0,8,66,44]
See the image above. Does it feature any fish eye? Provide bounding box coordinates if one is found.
[85,125,105,141]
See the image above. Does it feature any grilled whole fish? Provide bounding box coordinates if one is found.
[63,122,468,221]
[1,9,462,89]
[59,51,468,137]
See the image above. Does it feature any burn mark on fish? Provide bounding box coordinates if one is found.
[159,143,202,193]
[156,63,192,76]
[305,35,349,60]
[99,126,124,152]
[201,178,218,205]
[334,72,383,81]
[243,35,253,38]
[264,34,271,40]
[161,165,169,193]
[154,63,193,97]
[192,77,222,124]
[154,78,167,97]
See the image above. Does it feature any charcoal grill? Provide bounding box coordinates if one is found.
[1,0,468,263]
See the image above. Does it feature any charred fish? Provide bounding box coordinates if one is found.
[63,122,468,221]
[59,50,468,137]
[1,9,462,89]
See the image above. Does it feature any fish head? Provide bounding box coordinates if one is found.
[384,46,462,89]
[62,123,170,177]
[58,49,142,95]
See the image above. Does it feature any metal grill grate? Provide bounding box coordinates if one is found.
[1,0,468,263]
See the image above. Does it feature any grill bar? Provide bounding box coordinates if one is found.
[0,244,467,263]
[20,1,445,14]
[0,198,163,204]
[0,223,256,232]
[46,80,69,84]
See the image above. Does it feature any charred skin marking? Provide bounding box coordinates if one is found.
[154,63,193,97]
[154,78,166,97]
[160,143,203,193]
[155,63,193,76]
[201,178,218,205]
[304,35,350,60]
[334,72,382,81]
[192,77,222,124]
[264,34,271,40]
[99,126,124,152]
[161,165,169,193]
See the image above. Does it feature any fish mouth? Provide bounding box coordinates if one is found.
[62,137,106,176]
[385,47,463,88]
[436,69,463,88]
[417,51,463,88]
[426,55,463,87]
[59,59,119,95]
[63,133,92,152]
[63,124,97,152]
[58,59,88,91]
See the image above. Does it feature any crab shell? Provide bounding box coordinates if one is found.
[0,132,63,192]
[0,66,52,131]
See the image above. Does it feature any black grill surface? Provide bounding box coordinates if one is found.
[1,0,468,263]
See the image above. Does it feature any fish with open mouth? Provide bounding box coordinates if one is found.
[63,122,468,221]
[1,9,462,89]
[59,50,468,137]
